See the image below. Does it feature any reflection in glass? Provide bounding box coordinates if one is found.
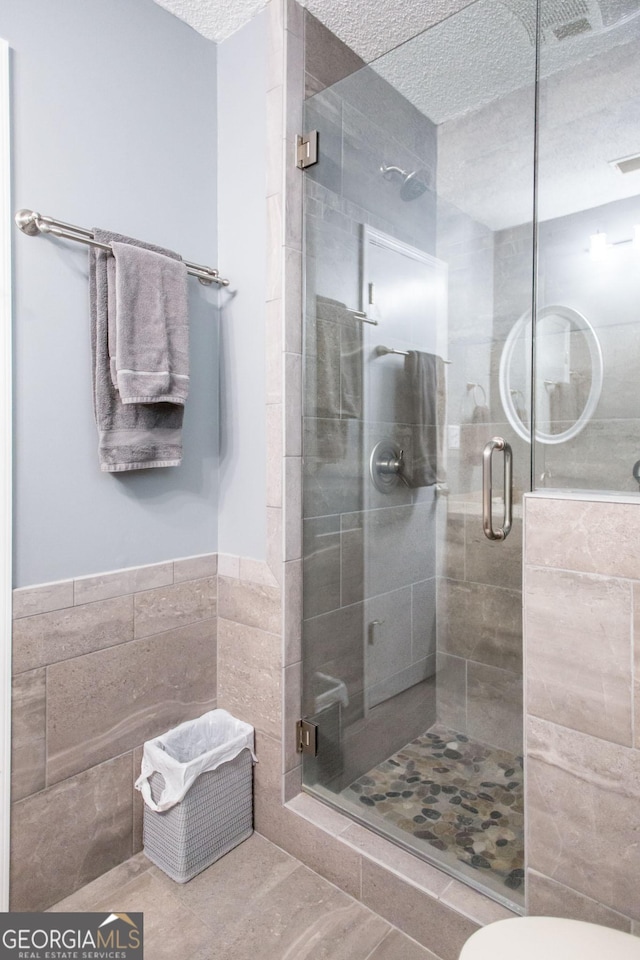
[534,0,640,489]
[500,306,603,444]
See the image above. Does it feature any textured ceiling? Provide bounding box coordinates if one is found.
[151,0,265,42]
[436,35,640,230]
[373,0,533,124]
[373,0,640,123]
[433,10,640,229]
[149,0,479,54]
[301,0,478,62]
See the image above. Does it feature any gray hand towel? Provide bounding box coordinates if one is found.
[315,295,363,462]
[110,242,189,405]
[403,350,446,487]
[89,229,186,472]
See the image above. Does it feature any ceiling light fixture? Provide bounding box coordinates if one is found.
[609,153,640,175]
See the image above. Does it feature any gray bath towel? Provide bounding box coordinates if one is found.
[90,229,186,472]
[315,296,362,420]
[403,350,446,487]
[315,295,363,462]
[110,242,189,404]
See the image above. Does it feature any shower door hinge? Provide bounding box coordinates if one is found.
[296,718,318,756]
[296,130,319,169]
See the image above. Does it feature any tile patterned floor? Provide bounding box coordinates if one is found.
[50,834,439,960]
[341,725,524,895]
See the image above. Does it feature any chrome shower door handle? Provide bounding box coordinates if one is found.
[482,437,513,541]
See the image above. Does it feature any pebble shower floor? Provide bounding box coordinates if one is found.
[341,724,524,894]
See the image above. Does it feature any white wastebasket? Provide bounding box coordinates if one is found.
[136,709,255,883]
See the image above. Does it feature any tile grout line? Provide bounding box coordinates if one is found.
[361,926,394,960]
[13,559,219,615]
[631,582,635,748]
[260,831,447,958]
[15,610,218,678]
[528,712,638,753]
[14,746,138,806]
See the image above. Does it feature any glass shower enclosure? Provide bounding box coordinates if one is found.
[301,0,535,910]
[300,0,640,910]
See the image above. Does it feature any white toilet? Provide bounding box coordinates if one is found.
[459,916,640,960]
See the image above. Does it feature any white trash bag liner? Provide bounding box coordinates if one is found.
[135,709,256,812]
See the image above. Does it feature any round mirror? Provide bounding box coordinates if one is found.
[499,305,603,445]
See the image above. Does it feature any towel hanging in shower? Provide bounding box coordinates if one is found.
[314,295,363,462]
[403,350,446,487]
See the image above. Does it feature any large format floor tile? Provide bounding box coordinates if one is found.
[50,834,439,960]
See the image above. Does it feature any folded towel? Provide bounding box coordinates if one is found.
[89,229,187,472]
[403,350,446,487]
[110,242,189,404]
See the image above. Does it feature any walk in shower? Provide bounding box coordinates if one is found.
[301,0,640,911]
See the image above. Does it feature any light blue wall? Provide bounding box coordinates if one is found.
[216,12,267,560]
[2,0,219,586]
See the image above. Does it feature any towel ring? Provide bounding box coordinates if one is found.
[467,382,487,407]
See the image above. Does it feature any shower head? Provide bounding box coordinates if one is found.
[400,169,429,201]
[380,164,429,201]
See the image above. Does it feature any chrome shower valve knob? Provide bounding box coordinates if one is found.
[369,440,409,492]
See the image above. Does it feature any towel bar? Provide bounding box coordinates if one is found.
[375,345,452,362]
[376,345,410,357]
[15,209,230,287]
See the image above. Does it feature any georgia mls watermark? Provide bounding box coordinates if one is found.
[0,913,143,960]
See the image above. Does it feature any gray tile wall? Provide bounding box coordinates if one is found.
[524,494,640,930]
[10,554,218,911]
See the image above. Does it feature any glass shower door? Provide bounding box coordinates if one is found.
[532,1,640,492]
[301,0,536,909]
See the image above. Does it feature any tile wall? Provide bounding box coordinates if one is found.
[10,554,218,911]
[524,494,640,932]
